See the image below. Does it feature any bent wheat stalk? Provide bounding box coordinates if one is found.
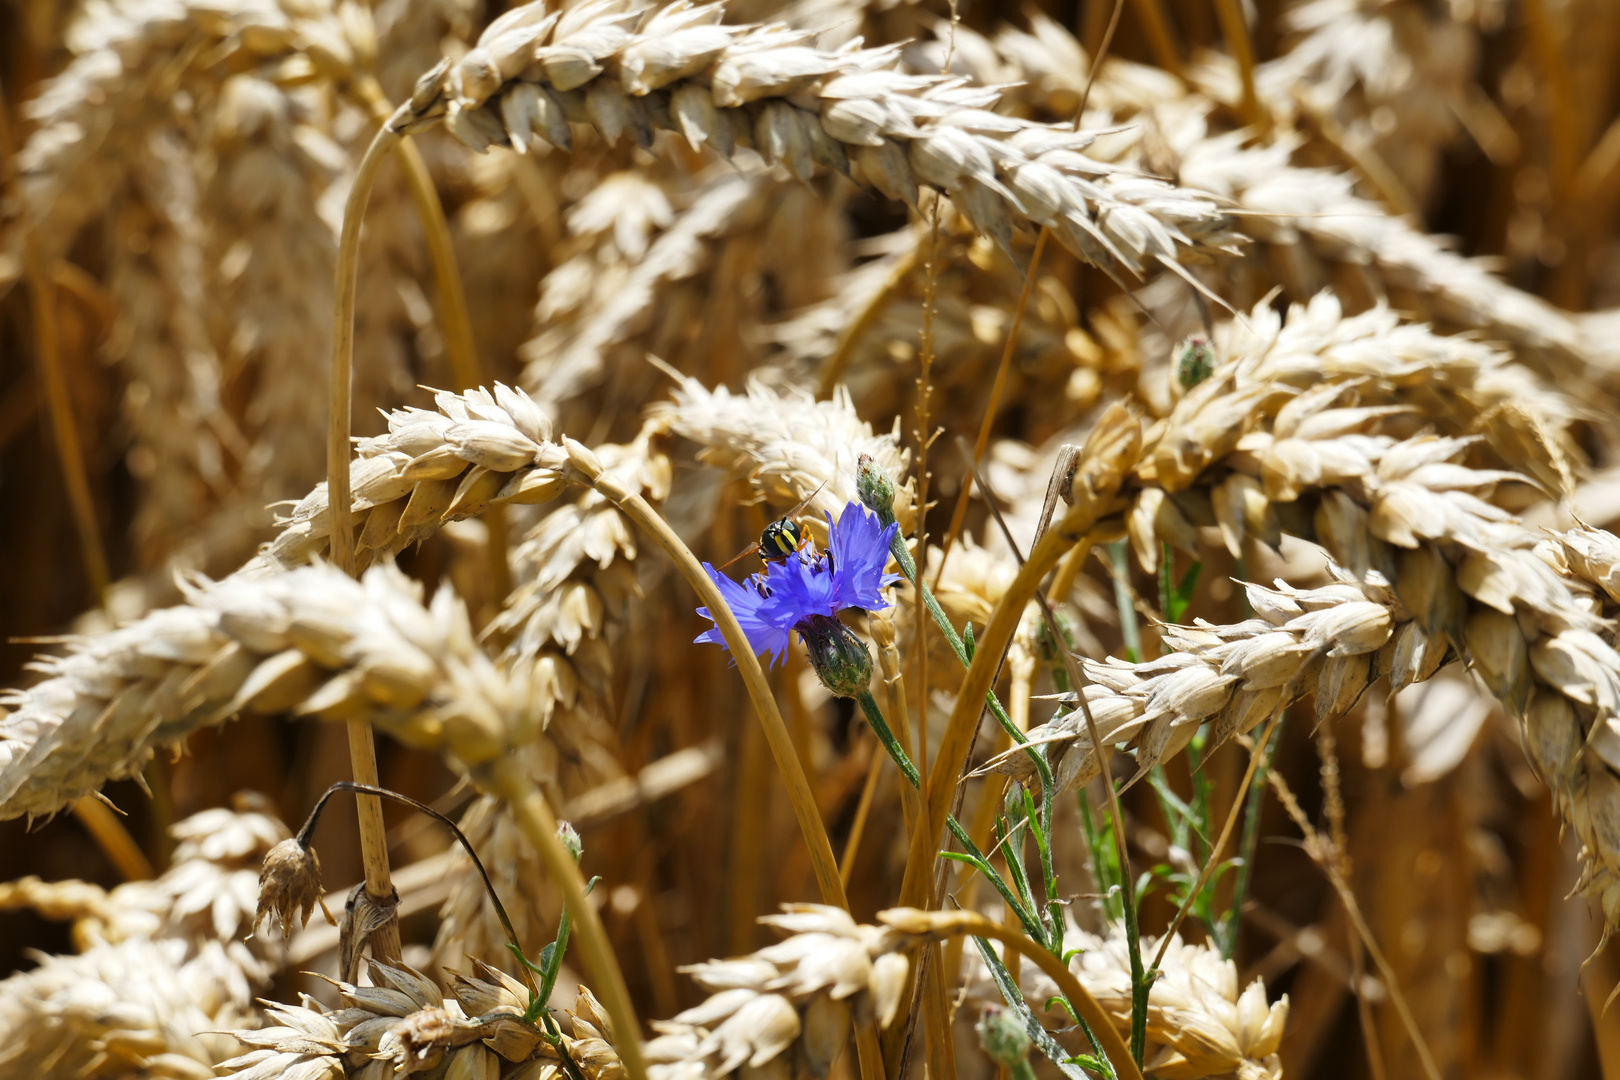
[897,405,1141,915]
[561,438,849,911]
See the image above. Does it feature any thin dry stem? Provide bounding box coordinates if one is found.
[25,241,109,605]
[568,439,850,912]
[486,754,648,1080]
[1263,757,1443,1080]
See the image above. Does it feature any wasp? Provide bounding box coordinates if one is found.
[718,482,827,571]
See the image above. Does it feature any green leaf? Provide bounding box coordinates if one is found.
[963,621,977,660]
[1169,562,1202,622]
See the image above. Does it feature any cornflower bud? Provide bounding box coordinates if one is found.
[856,454,898,528]
[798,613,874,699]
[557,820,583,862]
[976,1004,1034,1072]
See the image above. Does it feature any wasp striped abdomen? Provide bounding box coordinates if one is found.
[759,518,810,563]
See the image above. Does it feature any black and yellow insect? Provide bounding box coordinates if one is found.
[718,482,827,571]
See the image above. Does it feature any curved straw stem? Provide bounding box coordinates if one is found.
[353,79,510,602]
[883,907,1144,1080]
[25,240,110,605]
[894,407,1137,916]
[327,114,407,961]
[487,755,648,1080]
[816,239,920,400]
[563,439,849,911]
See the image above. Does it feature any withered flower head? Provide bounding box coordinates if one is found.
[254,838,329,944]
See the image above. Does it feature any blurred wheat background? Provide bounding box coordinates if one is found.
[3,0,1620,1077]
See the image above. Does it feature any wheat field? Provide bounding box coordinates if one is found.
[2,0,1620,1077]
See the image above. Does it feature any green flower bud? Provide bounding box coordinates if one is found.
[557,820,583,862]
[1175,334,1216,391]
[975,1004,1032,1069]
[856,454,897,527]
[798,614,873,699]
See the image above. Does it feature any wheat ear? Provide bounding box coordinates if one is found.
[393,0,1241,280]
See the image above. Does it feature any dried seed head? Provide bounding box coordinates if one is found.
[254,838,327,944]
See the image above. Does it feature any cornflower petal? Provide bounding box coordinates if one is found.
[695,502,901,663]
[697,563,794,665]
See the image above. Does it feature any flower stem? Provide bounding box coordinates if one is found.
[487,756,647,1080]
[892,406,1138,970]
[567,440,847,911]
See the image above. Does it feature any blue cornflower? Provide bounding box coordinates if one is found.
[695,501,902,673]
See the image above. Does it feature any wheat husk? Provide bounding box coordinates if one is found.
[0,802,292,1078]
[394,0,1243,282]
[520,165,849,430]
[937,13,1607,398]
[5,0,426,595]
[999,405,1620,931]
[641,904,909,1080]
[0,562,539,820]
[652,370,915,533]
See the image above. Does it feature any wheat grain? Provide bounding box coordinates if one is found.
[215,960,631,1079]
[942,13,1606,397]
[0,562,538,820]
[652,370,916,534]
[642,904,909,1079]
[393,0,1242,282]
[1255,0,1487,205]
[996,412,1620,929]
[0,803,292,1077]
[960,919,1288,1080]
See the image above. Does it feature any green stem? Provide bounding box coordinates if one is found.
[1123,864,1149,1066]
[1222,713,1283,958]
[972,931,1109,1080]
[858,691,1046,942]
[1107,543,1141,662]
[883,531,1061,854]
